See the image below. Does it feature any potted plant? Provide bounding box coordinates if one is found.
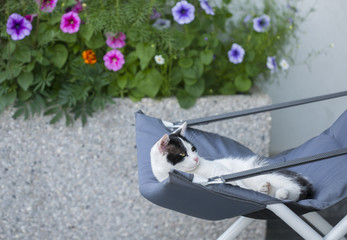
[0,0,305,125]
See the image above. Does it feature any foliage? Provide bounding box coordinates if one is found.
[0,0,307,125]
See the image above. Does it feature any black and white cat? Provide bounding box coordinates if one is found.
[150,123,313,201]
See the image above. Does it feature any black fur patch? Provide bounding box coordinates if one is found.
[277,169,314,200]
[165,133,195,166]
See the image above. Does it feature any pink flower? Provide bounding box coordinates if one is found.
[60,11,81,34]
[35,0,58,12]
[24,14,38,23]
[72,1,84,13]
[103,50,125,72]
[105,32,126,49]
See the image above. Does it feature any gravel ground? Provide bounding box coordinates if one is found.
[0,94,271,240]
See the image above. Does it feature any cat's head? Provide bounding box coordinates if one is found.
[150,122,200,182]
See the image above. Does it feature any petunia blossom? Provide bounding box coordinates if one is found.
[152,19,171,30]
[279,59,289,70]
[105,32,126,49]
[60,11,81,34]
[35,0,58,12]
[253,15,270,32]
[266,56,277,73]
[6,13,32,41]
[172,1,195,25]
[227,43,245,64]
[103,49,125,72]
[154,55,165,65]
[24,14,38,23]
[199,0,214,15]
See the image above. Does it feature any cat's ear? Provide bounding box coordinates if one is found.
[173,122,187,136]
[158,134,170,155]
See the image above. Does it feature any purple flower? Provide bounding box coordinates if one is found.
[228,43,245,64]
[172,1,195,25]
[103,50,125,72]
[253,15,270,32]
[105,32,126,49]
[35,0,58,12]
[243,15,252,23]
[6,13,32,41]
[60,11,81,34]
[152,19,171,30]
[266,56,277,72]
[150,8,161,20]
[199,0,214,15]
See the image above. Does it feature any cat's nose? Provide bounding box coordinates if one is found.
[194,157,199,163]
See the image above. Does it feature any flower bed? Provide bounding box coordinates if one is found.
[0,0,306,125]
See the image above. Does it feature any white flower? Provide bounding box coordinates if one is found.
[279,59,290,70]
[154,55,165,65]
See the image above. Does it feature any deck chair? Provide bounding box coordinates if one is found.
[135,91,347,240]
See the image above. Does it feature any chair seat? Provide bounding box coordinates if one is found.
[135,110,347,220]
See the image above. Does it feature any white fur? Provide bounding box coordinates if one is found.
[150,124,303,201]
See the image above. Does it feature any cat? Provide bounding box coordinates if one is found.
[150,122,313,201]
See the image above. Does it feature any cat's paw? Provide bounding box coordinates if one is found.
[258,181,271,195]
[275,188,289,200]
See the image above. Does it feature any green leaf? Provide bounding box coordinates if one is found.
[46,44,68,68]
[117,75,128,89]
[183,77,197,86]
[85,32,105,49]
[0,91,16,112]
[136,43,156,70]
[219,82,236,95]
[14,45,31,63]
[50,110,63,124]
[80,24,94,41]
[185,77,205,97]
[128,89,144,102]
[247,51,255,61]
[17,72,33,91]
[26,61,36,72]
[47,14,62,25]
[135,69,162,98]
[107,81,120,97]
[179,57,193,68]
[200,49,214,65]
[235,75,252,92]
[170,67,182,86]
[176,90,196,109]
[181,58,204,80]
[18,88,32,101]
[172,30,193,49]
[57,32,77,43]
[0,71,8,83]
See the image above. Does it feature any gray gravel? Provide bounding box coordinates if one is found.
[0,94,271,240]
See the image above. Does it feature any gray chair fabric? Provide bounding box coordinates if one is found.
[135,110,347,220]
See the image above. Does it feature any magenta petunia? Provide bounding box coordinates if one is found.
[24,14,38,23]
[6,13,32,41]
[35,0,58,12]
[60,11,81,34]
[105,32,126,49]
[103,50,125,72]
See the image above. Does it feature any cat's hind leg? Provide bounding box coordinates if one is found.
[258,181,271,195]
[275,188,289,200]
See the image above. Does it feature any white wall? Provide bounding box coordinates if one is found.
[263,0,347,153]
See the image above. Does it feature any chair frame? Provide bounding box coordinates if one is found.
[217,203,347,240]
